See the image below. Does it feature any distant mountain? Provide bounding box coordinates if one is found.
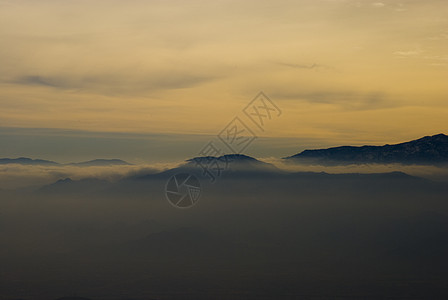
[186,154,277,172]
[0,157,131,166]
[68,159,132,166]
[38,177,112,194]
[132,154,279,182]
[0,157,58,165]
[285,133,448,165]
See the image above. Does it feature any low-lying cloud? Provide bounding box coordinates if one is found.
[0,162,183,189]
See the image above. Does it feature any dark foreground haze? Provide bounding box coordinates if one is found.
[1,158,448,300]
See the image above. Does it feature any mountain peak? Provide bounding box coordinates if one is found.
[418,133,447,141]
[186,154,278,173]
[187,154,264,166]
[188,154,258,163]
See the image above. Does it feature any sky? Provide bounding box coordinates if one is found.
[1,0,447,162]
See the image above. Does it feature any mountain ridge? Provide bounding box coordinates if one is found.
[2,133,448,168]
[186,154,277,170]
[285,133,448,165]
[0,157,58,165]
[0,157,132,166]
[68,159,132,166]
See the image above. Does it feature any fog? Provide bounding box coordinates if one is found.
[2,159,448,190]
[1,162,448,299]
[0,163,182,189]
[268,158,448,182]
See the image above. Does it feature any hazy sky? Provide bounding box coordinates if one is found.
[1,0,447,161]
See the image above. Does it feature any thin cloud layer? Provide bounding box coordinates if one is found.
[0,163,181,189]
[2,157,448,190]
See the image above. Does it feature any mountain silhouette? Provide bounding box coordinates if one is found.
[131,154,279,182]
[0,157,58,165]
[37,154,427,198]
[187,154,278,172]
[38,177,112,194]
[0,157,131,166]
[68,159,132,166]
[285,133,448,165]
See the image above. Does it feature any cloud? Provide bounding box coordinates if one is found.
[2,156,448,191]
[271,89,394,111]
[394,50,423,57]
[427,32,448,40]
[265,157,448,182]
[371,2,385,8]
[0,163,182,189]
[10,71,218,95]
[14,75,64,88]
[275,62,323,70]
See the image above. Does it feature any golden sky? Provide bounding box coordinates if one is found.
[1,0,447,153]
